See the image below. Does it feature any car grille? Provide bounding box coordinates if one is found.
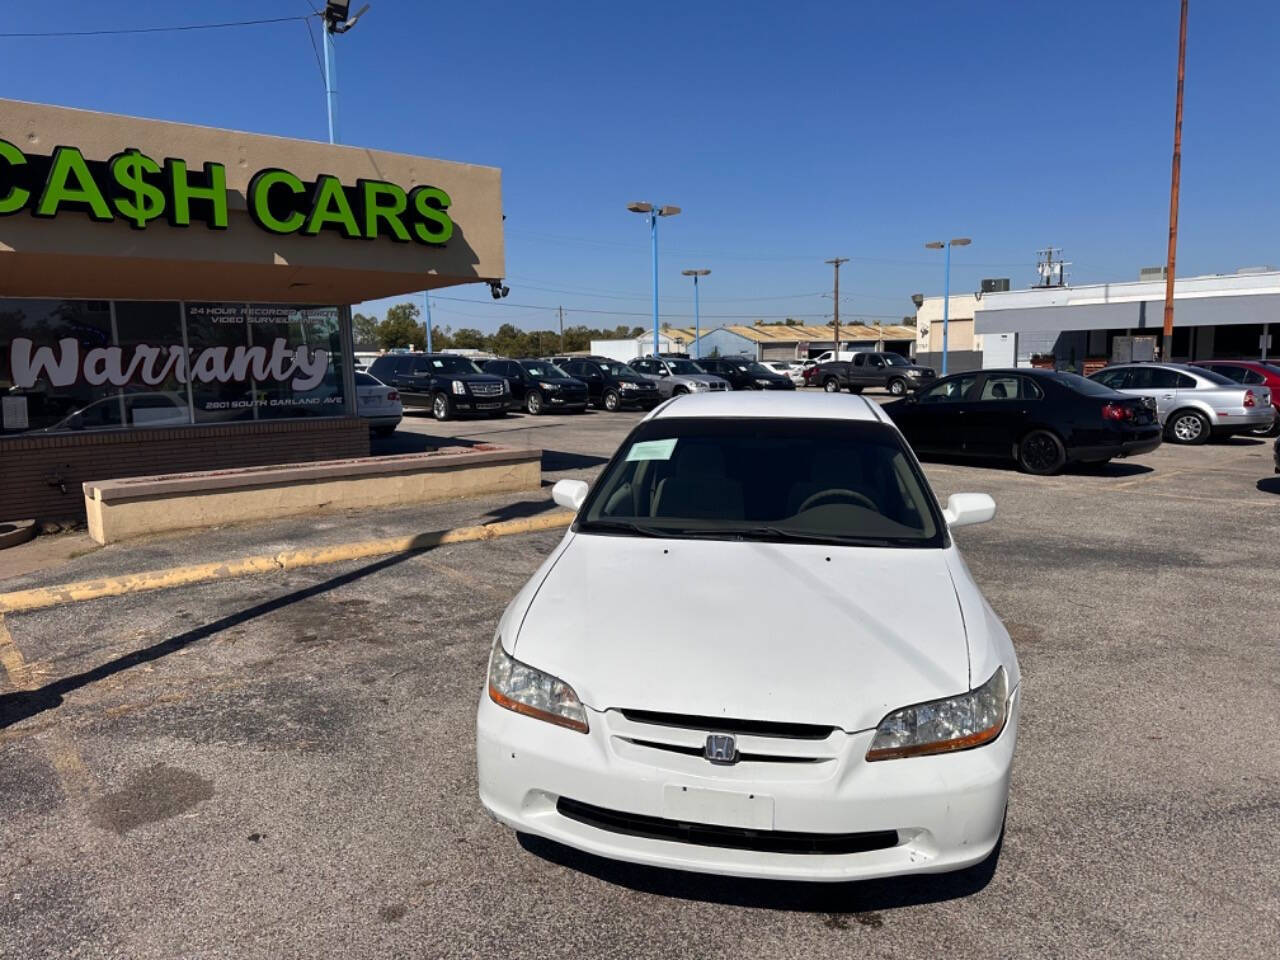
[619,709,834,740]
[708,382,728,392]
[556,797,899,856]
[469,381,504,397]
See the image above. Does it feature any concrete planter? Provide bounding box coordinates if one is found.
[82,445,541,545]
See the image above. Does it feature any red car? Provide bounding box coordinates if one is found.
[1192,360,1280,435]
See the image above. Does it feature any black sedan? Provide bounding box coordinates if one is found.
[883,368,1162,475]
[482,358,589,415]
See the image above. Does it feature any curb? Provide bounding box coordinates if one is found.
[0,511,574,615]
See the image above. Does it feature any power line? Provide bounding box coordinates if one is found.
[0,14,313,39]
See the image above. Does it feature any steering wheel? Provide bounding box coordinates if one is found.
[797,488,877,513]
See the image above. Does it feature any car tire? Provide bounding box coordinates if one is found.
[1248,418,1279,437]
[1166,409,1209,445]
[525,391,543,415]
[1018,429,1067,475]
[888,377,909,396]
[603,389,620,412]
[823,377,841,393]
[432,392,453,421]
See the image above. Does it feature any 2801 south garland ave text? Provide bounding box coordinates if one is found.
[0,139,453,244]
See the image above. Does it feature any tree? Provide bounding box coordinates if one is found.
[377,301,422,350]
[352,311,379,348]
[451,328,487,350]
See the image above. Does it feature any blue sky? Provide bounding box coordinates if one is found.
[4,1,1278,334]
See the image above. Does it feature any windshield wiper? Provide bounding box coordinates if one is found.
[733,527,905,547]
[576,519,669,538]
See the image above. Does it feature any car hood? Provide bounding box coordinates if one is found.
[512,533,971,732]
[678,374,726,385]
[450,372,505,383]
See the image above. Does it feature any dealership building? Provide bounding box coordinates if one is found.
[1,98,503,521]
[914,268,1280,373]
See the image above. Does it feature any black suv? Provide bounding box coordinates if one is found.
[367,353,509,421]
[559,356,661,411]
[817,351,935,396]
[695,356,796,391]
[482,358,589,415]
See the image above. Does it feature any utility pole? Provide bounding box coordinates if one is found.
[558,306,565,354]
[825,258,849,359]
[1163,0,1189,341]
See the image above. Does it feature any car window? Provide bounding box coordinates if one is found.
[1092,368,1129,389]
[1206,364,1246,383]
[1175,372,1198,389]
[1055,372,1120,396]
[666,359,703,375]
[521,361,569,378]
[919,375,977,403]
[354,372,378,386]
[884,354,909,366]
[1127,367,1181,389]
[853,354,865,367]
[1242,369,1265,384]
[870,356,885,368]
[1189,366,1235,386]
[980,375,1041,401]
[578,417,942,546]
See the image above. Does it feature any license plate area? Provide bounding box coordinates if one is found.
[476,402,502,410]
[661,785,774,830]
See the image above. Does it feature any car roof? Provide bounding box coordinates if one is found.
[647,391,887,423]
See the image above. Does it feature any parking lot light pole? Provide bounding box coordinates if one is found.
[628,202,681,356]
[681,269,711,357]
[925,237,970,376]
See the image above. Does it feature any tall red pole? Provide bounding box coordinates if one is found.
[1162,0,1189,341]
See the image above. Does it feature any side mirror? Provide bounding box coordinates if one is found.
[552,478,589,512]
[942,493,995,528]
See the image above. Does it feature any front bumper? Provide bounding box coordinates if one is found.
[476,687,1019,882]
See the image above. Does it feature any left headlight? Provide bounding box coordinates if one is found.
[689,380,709,392]
[539,381,562,391]
[755,378,773,386]
[451,380,467,395]
[488,639,589,733]
[866,666,1008,761]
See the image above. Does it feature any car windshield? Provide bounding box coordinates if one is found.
[577,418,943,547]
[884,354,909,366]
[521,361,569,378]
[744,362,773,376]
[419,355,482,375]
[600,361,638,376]
[666,359,704,374]
[1053,372,1117,396]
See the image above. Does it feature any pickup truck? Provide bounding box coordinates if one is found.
[816,351,936,396]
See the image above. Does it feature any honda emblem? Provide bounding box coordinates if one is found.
[704,734,738,764]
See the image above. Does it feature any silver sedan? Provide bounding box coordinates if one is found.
[1090,362,1274,444]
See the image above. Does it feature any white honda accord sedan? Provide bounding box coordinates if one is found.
[476,392,1020,882]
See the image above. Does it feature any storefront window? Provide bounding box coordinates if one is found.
[1,298,346,435]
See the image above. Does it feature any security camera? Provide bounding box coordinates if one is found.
[489,281,510,300]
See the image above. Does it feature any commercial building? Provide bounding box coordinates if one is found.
[1,98,503,521]
[661,323,916,361]
[973,269,1279,371]
[913,294,985,373]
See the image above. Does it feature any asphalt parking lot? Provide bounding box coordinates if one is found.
[2,397,1278,959]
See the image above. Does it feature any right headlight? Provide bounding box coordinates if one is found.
[866,667,1008,761]
[689,380,709,392]
[488,639,589,733]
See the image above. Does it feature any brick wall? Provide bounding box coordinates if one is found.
[1,417,370,522]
